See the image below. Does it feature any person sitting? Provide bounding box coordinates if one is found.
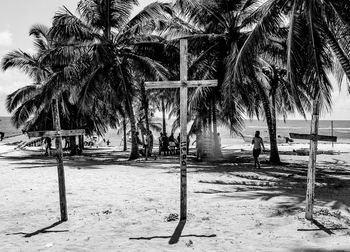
[168,133,177,155]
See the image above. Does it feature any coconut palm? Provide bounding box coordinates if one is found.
[1,24,115,153]
[1,25,79,132]
[50,0,172,160]
[147,0,271,157]
[232,0,350,219]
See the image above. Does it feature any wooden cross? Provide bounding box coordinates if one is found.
[289,131,337,220]
[145,39,218,220]
[27,127,85,221]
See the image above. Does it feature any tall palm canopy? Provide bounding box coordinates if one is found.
[49,0,172,159]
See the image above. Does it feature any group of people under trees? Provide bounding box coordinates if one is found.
[158,132,190,156]
[136,130,154,157]
[42,126,265,168]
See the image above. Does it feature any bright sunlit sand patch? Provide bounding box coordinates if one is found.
[1,141,350,251]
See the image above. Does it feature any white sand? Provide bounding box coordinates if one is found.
[1,140,350,251]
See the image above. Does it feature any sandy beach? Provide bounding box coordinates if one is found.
[1,136,350,252]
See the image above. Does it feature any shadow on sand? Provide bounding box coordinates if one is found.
[6,220,68,237]
[297,219,348,235]
[129,219,216,244]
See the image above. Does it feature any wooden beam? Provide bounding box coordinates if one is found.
[289,133,337,142]
[27,129,85,138]
[145,80,218,89]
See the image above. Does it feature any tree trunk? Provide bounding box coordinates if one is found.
[126,97,139,160]
[141,81,150,160]
[79,135,84,152]
[69,108,77,155]
[162,97,166,134]
[305,99,320,220]
[208,103,212,136]
[260,89,280,164]
[270,90,280,164]
[104,0,111,39]
[52,99,67,221]
[123,116,127,151]
[69,136,77,155]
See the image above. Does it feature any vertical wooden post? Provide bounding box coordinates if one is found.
[331,120,334,148]
[52,99,68,221]
[180,39,188,220]
[305,100,319,220]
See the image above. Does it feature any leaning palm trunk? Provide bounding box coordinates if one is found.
[260,89,280,164]
[123,116,127,151]
[126,97,139,160]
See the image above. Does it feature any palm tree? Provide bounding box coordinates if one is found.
[1,25,78,131]
[148,0,269,157]
[50,0,171,160]
[235,0,350,219]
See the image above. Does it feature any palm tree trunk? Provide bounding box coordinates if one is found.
[79,135,84,152]
[260,89,280,164]
[123,116,127,151]
[52,98,67,221]
[162,97,166,134]
[141,81,150,160]
[69,108,77,155]
[208,103,212,136]
[104,0,111,39]
[126,96,139,160]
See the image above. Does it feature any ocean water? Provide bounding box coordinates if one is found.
[0,117,22,136]
[1,116,349,144]
[242,119,350,143]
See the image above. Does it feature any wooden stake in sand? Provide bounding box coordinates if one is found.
[289,130,337,220]
[28,100,85,222]
[145,39,217,220]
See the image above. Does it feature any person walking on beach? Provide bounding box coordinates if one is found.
[252,131,265,169]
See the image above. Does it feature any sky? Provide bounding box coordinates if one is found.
[0,0,349,120]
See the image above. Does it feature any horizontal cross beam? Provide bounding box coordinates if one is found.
[145,80,218,89]
[27,129,85,138]
[289,133,337,142]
